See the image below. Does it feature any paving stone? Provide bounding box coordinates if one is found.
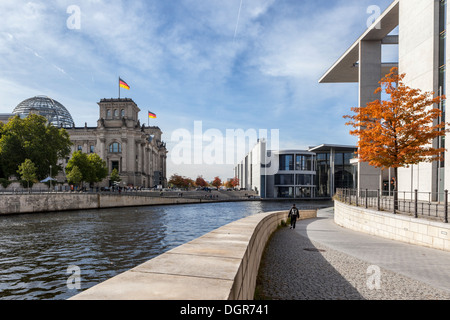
[256,208,450,301]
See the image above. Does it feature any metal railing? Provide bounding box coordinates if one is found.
[335,188,449,223]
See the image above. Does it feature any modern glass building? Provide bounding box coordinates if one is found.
[234,140,357,199]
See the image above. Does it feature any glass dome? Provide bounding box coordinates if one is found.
[12,96,75,128]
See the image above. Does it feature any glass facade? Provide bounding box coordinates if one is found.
[315,150,355,198]
[316,153,330,197]
[296,155,314,171]
[334,152,354,190]
[275,152,316,198]
[279,154,294,171]
[12,96,75,128]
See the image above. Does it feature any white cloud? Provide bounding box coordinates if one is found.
[0,0,393,179]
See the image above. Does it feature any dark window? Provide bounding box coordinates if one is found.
[297,174,312,186]
[111,161,119,172]
[275,174,295,185]
[279,155,294,171]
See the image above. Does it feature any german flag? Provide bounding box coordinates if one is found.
[119,78,130,90]
[148,111,157,119]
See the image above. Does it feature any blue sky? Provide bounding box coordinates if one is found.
[0,0,396,181]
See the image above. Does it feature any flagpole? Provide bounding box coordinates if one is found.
[118,76,120,99]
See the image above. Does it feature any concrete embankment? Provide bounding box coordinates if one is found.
[0,191,256,215]
[70,209,318,300]
[0,193,211,215]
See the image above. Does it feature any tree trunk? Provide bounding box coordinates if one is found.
[393,167,398,214]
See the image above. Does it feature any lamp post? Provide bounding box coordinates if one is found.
[49,165,52,192]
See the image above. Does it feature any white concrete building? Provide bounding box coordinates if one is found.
[234,140,356,199]
[320,0,448,200]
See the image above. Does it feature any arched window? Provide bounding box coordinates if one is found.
[114,109,119,117]
[121,109,125,117]
[109,142,122,153]
[107,110,111,118]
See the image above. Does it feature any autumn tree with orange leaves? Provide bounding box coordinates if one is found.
[344,67,448,211]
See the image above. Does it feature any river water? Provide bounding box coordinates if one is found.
[0,200,330,300]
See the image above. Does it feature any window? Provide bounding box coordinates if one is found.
[109,142,122,153]
[114,109,119,117]
[275,174,295,185]
[296,174,312,186]
[279,155,294,171]
[277,187,294,198]
[111,161,119,172]
[107,110,111,118]
[77,145,82,152]
[121,109,125,117]
[296,155,313,171]
[90,145,95,154]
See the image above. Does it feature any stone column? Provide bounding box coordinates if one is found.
[121,138,128,173]
[357,40,382,192]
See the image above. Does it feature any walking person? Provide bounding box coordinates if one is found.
[288,204,300,229]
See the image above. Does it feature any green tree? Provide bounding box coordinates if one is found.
[110,168,121,184]
[17,159,37,191]
[66,151,108,186]
[66,151,90,186]
[66,165,83,188]
[87,153,108,184]
[0,114,72,179]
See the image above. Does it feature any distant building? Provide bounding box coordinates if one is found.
[65,98,167,188]
[234,140,357,199]
[7,96,168,188]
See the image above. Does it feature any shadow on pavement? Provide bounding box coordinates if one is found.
[255,217,365,300]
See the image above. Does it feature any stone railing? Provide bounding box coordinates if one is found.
[70,209,317,300]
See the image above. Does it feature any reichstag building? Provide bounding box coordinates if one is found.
[0,96,168,188]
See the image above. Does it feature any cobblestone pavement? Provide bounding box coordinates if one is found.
[256,208,450,300]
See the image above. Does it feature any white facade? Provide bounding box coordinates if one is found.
[320,0,449,200]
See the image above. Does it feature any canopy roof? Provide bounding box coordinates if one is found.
[319,0,399,84]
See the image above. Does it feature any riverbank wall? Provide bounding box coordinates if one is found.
[0,193,214,215]
[70,209,317,300]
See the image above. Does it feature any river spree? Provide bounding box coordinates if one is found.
[0,200,330,300]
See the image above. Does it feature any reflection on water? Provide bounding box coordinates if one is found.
[0,200,330,300]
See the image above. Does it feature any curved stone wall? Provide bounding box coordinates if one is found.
[70,209,317,300]
[335,200,450,252]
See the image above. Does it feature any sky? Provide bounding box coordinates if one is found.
[0,0,397,181]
